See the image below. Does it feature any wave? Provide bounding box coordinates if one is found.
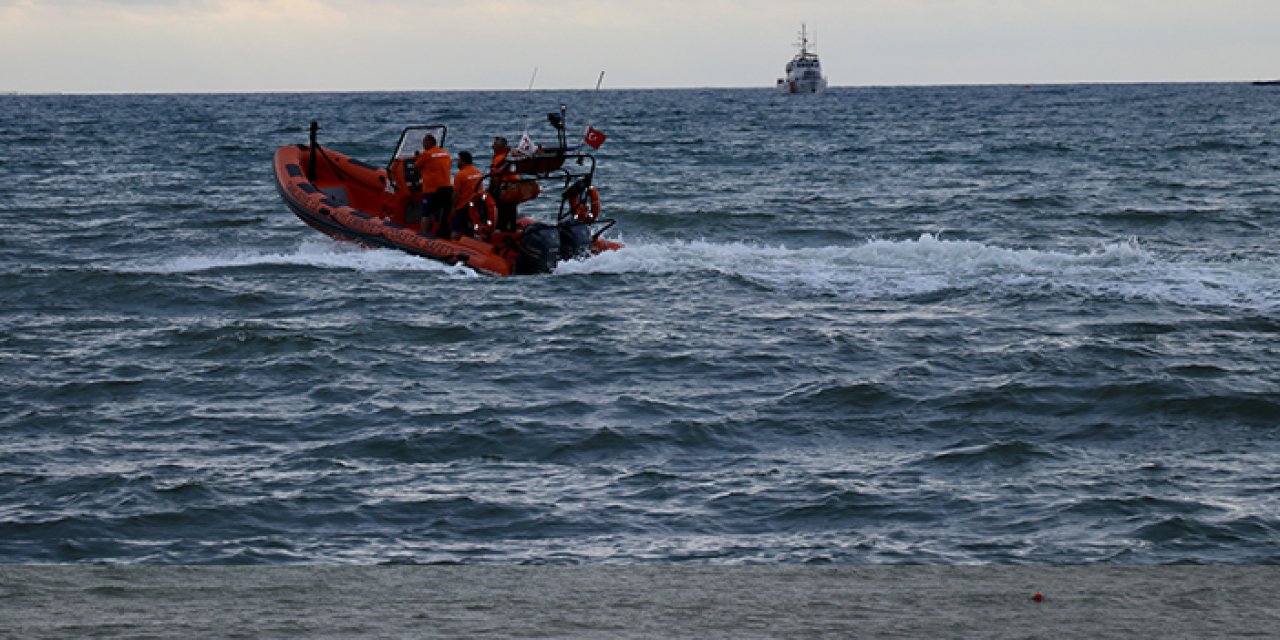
[559,234,1280,312]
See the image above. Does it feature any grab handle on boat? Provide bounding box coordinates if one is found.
[307,120,319,181]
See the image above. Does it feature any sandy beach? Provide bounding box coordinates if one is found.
[2,565,1276,638]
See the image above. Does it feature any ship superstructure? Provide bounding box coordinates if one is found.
[776,24,828,94]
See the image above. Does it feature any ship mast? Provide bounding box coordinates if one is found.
[797,23,811,56]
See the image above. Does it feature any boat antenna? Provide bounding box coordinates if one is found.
[581,71,605,145]
[521,67,539,133]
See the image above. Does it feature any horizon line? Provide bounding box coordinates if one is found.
[4,79,1274,97]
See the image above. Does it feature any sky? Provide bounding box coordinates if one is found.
[1,0,1277,93]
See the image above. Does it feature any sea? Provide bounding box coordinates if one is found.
[2,84,1278,572]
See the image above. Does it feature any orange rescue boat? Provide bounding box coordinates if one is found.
[272,119,621,276]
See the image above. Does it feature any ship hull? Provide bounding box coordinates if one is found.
[777,78,828,94]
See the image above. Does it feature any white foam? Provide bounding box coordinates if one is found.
[120,234,1280,312]
[124,238,476,277]
[557,234,1280,312]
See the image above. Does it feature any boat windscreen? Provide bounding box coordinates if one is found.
[390,125,448,163]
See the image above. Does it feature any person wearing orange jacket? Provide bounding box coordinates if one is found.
[414,134,452,235]
[452,151,484,207]
[488,136,520,232]
[449,151,484,238]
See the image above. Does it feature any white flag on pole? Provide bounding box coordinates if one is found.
[513,132,536,158]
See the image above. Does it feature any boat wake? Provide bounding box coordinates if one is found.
[124,235,1279,312]
[559,234,1280,313]
[125,238,478,276]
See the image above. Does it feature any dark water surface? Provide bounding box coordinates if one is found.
[1,85,1278,564]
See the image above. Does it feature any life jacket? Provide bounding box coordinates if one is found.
[489,150,519,191]
[452,164,484,210]
[415,146,452,193]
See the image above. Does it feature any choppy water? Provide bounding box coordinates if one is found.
[2,85,1278,564]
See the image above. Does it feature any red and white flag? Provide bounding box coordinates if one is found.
[514,132,536,158]
[584,127,608,149]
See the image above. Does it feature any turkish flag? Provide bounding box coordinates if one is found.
[584,127,607,149]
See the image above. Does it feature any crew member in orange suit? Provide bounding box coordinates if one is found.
[450,151,484,238]
[414,134,452,235]
[488,136,520,232]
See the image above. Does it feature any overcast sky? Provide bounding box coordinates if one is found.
[2,0,1276,93]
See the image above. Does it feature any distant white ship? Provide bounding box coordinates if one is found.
[776,24,828,94]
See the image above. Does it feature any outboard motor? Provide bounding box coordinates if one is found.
[516,223,561,274]
[558,219,593,261]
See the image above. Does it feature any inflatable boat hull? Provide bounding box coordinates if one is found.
[272,144,619,276]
